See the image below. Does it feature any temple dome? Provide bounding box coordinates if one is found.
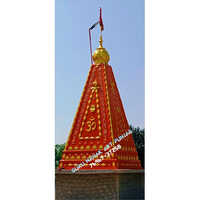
[92,35,110,65]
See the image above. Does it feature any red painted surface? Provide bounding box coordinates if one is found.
[59,64,142,170]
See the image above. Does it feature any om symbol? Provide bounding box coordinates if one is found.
[86,116,96,132]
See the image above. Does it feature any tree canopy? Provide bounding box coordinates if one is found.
[130,125,145,168]
[55,143,65,168]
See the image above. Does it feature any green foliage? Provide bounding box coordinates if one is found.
[130,125,145,168]
[55,143,65,168]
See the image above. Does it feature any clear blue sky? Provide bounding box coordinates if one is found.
[56,0,144,144]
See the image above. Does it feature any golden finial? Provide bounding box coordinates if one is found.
[92,34,110,65]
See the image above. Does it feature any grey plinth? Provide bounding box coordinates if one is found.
[55,169,144,200]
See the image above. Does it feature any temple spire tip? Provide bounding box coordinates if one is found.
[99,34,103,48]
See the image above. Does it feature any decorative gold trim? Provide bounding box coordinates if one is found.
[77,155,80,159]
[62,154,66,159]
[79,79,102,140]
[104,65,114,144]
[90,104,96,112]
[64,65,94,150]
[59,162,63,168]
[80,146,84,150]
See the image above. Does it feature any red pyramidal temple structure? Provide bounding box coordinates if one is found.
[58,32,142,171]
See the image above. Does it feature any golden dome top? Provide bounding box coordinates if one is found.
[92,35,110,65]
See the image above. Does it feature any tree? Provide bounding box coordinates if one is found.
[130,125,145,168]
[55,143,65,168]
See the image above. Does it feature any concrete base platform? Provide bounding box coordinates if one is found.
[55,169,144,200]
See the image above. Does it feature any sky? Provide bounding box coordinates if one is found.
[55,0,144,144]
